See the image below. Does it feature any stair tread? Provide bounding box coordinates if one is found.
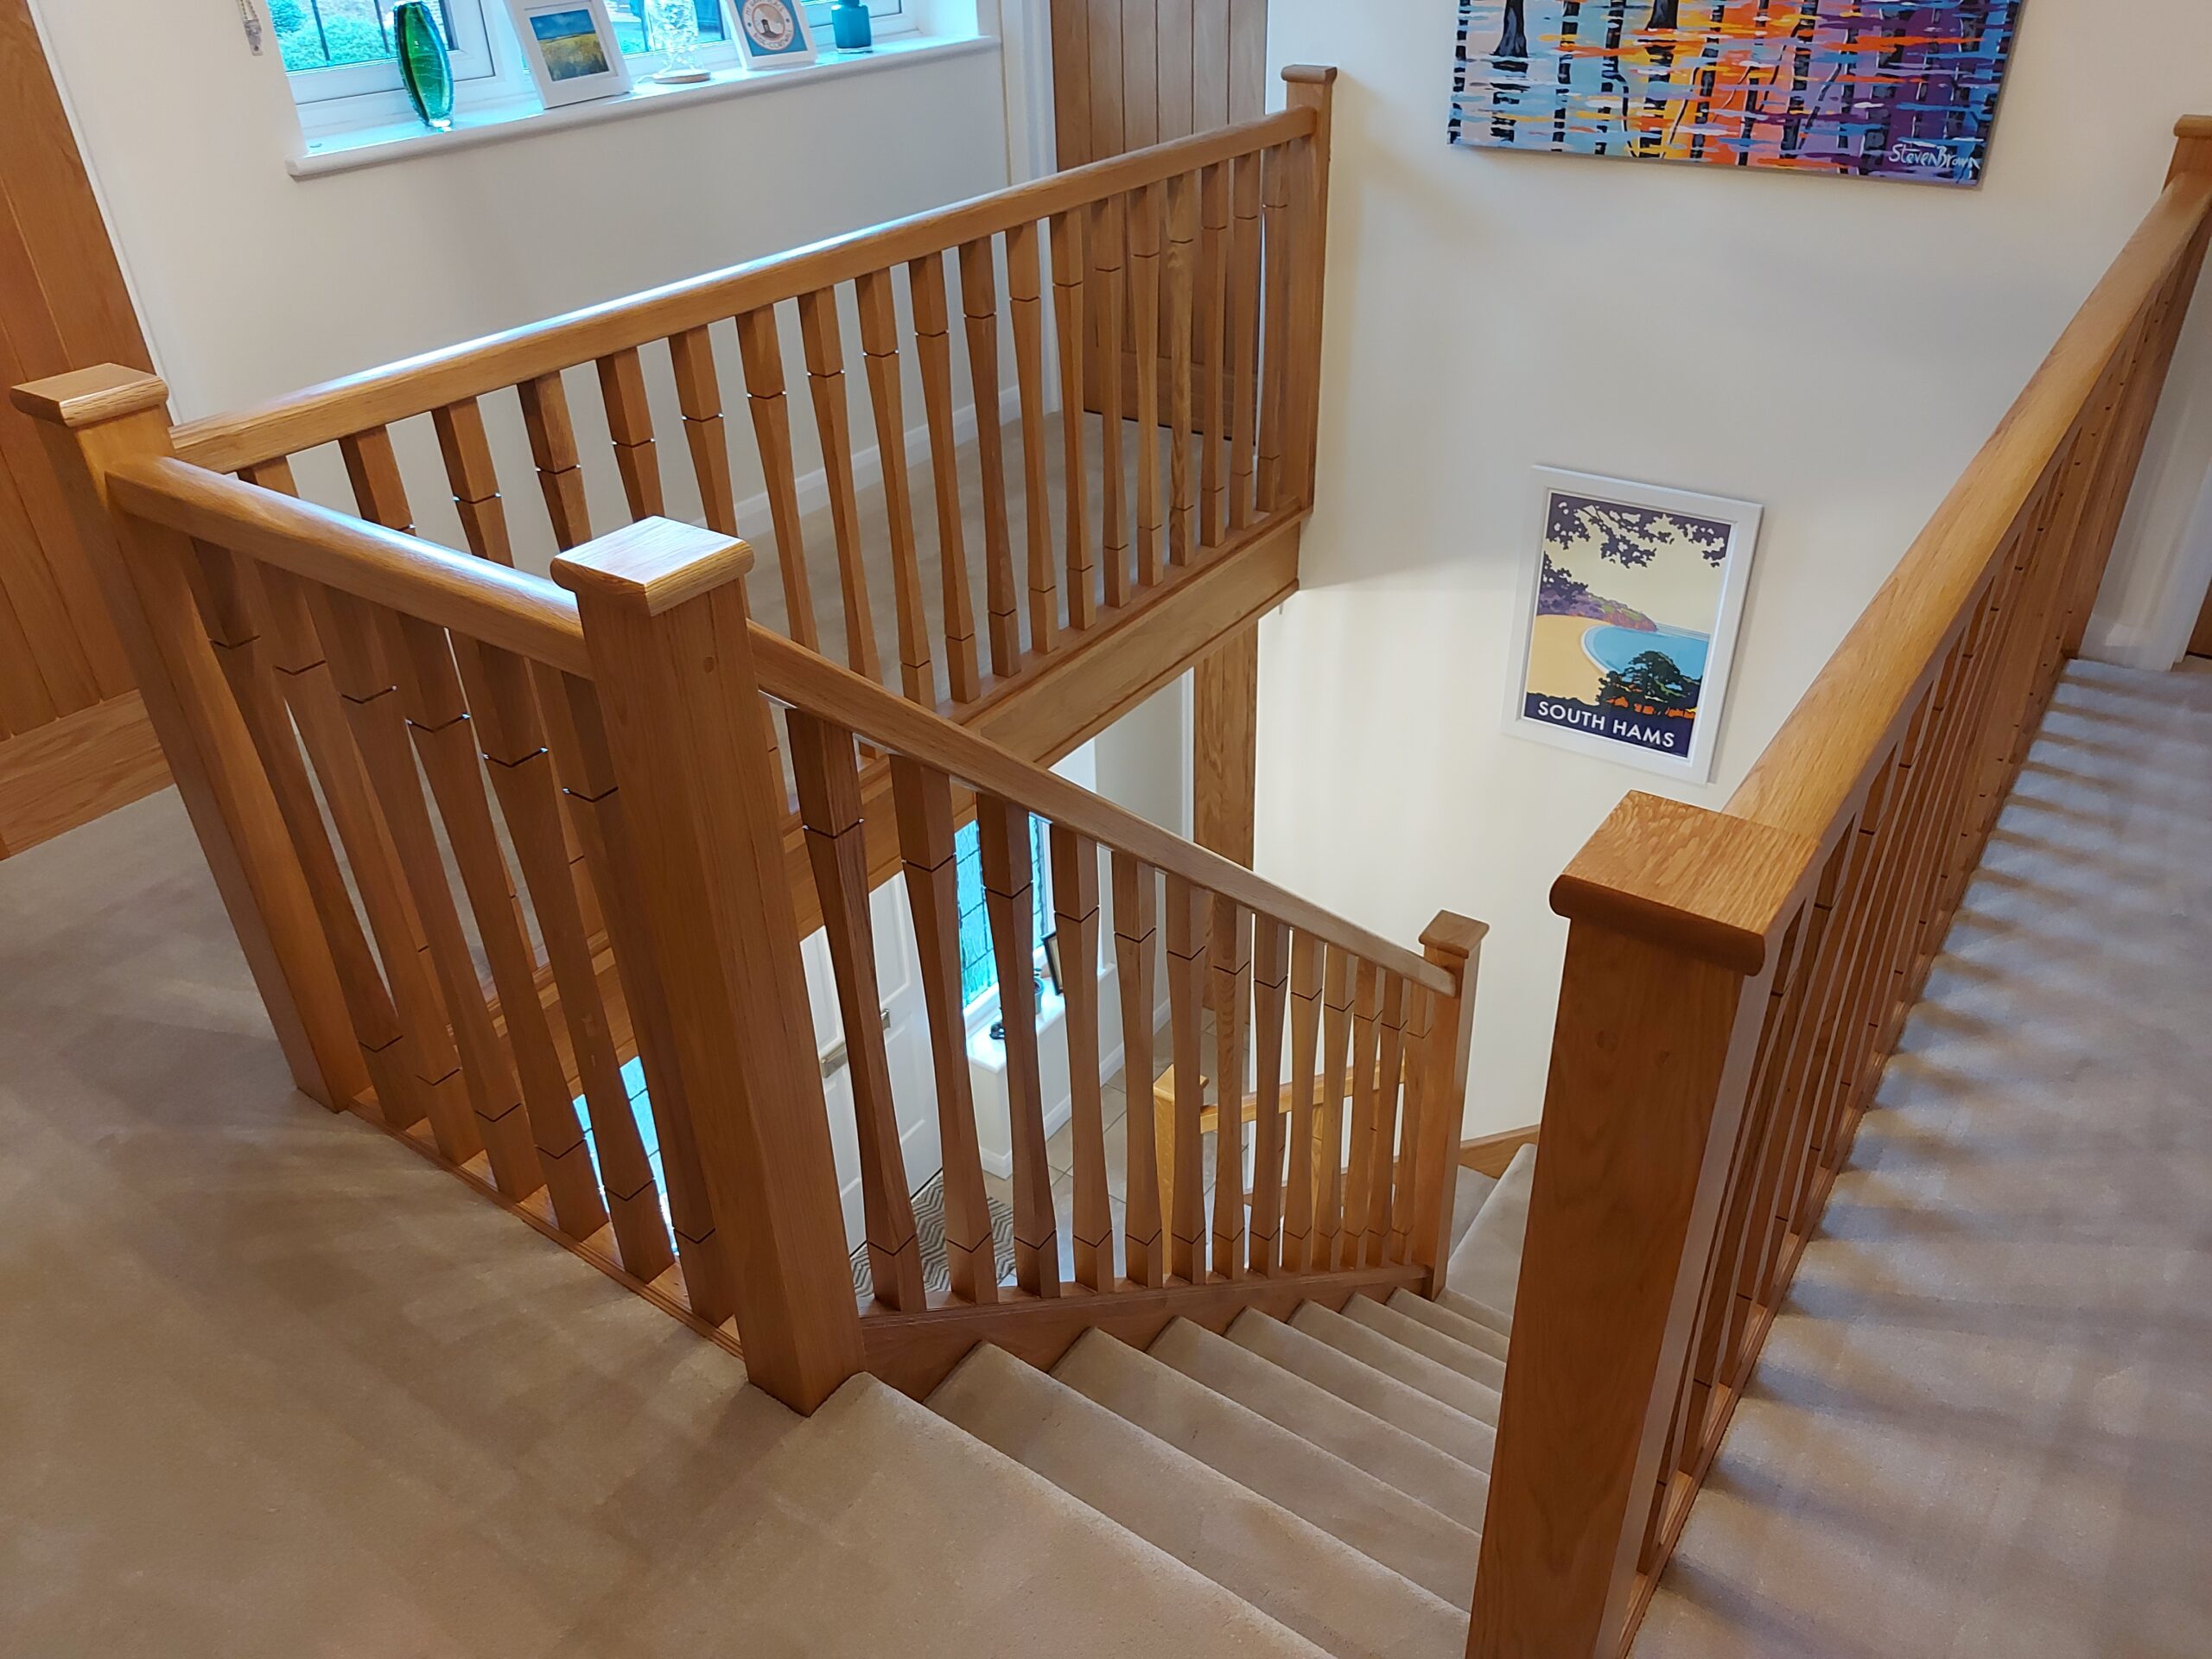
[1341,1297,1508,1391]
[930,1344,1466,1659]
[1445,1144,1536,1317]
[1434,1287,1514,1337]
[715,1375,1329,1657]
[1227,1308,1497,1472]
[1056,1329,1479,1608]
[1387,1290,1510,1363]
[1447,1165,1497,1256]
[1292,1303,1503,1425]
[1149,1319,1492,1533]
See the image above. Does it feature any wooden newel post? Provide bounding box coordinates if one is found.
[1411,910,1486,1292]
[1281,64,1336,510]
[12,365,362,1109]
[554,520,864,1414]
[1468,795,1814,1659]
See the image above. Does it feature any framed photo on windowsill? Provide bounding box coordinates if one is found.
[505,0,633,108]
[733,0,816,68]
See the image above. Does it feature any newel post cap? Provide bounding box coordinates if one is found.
[1281,63,1338,87]
[11,364,170,429]
[552,518,757,617]
[1421,912,1491,965]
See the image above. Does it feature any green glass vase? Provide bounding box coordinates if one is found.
[392,1,454,131]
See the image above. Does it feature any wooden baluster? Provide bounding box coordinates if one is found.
[385,610,607,1240]
[1113,851,1165,1287]
[790,711,926,1313]
[1362,971,1407,1269]
[1281,69,1337,508]
[1052,825,1112,1291]
[978,795,1061,1298]
[554,525,865,1414]
[958,238,1022,677]
[1226,151,1264,532]
[849,268,938,706]
[1210,895,1252,1279]
[1340,960,1382,1269]
[1090,196,1132,610]
[1256,144,1292,513]
[1048,210,1096,632]
[906,252,982,703]
[1390,987,1430,1264]
[1411,913,1484,1288]
[1197,162,1231,550]
[339,424,414,531]
[1006,221,1060,658]
[1165,172,1199,567]
[893,757,999,1304]
[595,346,666,521]
[552,670,736,1323]
[1281,930,1323,1272]
[1164,872,1210,1282]
[1128,183,1166,587]
[429,397,517,565]
[307,582,544,1200]
[797,288,884,684]
[1247,915,1290,1274]
[456,636,674,1281]
[727,310,820,650]
[1313,944,1354,1270]
[518,372,594,550]
[669,325,741,539]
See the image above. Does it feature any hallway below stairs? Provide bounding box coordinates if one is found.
[1634,659,2212,1659]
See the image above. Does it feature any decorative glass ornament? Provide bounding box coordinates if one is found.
[830,0,873,49]
[392,0,454,130]
[646,0,709,82]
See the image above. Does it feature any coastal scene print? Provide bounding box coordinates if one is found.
[1519,483,1747,773]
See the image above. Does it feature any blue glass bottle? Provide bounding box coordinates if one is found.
[830,0,873,50]
[392,1,454,130]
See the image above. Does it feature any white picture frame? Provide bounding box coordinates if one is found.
[732,0,816,68]
[505,0,633,109]
[1503,467,1763,785]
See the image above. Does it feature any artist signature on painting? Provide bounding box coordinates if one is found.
[1888,139,1970,173]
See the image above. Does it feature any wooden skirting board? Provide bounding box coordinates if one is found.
[0,690,168,858]
[1459,1124,1540,1179]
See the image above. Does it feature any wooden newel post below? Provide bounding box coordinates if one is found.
[1411,910,1486,1292]
[1467,794,1814,1659]
[553,520,864,1414]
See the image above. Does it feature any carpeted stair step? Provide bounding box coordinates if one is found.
[929,1344,1467,1659]
[1226,1308,1497,1472]
[1339,1296,1508,1392]
[1291,1302,1503,1424]
[1434,1288,1514,1337]
[1385,1289,1510,1364]
[1445,1145,1536,1318]
[1054,1330,1480,1608]
[1448,1165,1497,1255]
[1147,1319,1492,1533]
[728,1374,1329,1657]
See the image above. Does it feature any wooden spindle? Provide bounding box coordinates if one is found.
[1341,960,1383,1269]
[728,309,821,650]
[1128,183,1166,587]
[1281,929,1323,1272]
[1210,895,1252,1279]
[958,238,1022,677]
[1248,915,1289,1274]
[1091,196,1132,610]
[978,795,1061,1298]
[1164,872,1209,1282]
[1005,221,1059,658]
[798,289,884,685]
[1164,171,1199,567]
[1362,971,1407,1269]
[1114,851,1165,1288]
[790,710,927,1313]
[340,424,414,531]
[518,372,594,549]
[854,268,937,706]
[1197,162,1231,549]
[1281,68,1337,509]
[1048,211,1096,631]
[1226,151,1263,532]
[893,756,999,1304]
[670,325,742,541]
[906,251,982,703]
[1052,825,1112,1291]
[1313,944,1354,1270]
[429,397,517,565]
[595,346,666,522]
[1390,987,1430,1264]
[1256,144,1292,514]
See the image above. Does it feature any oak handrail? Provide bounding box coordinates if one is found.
[169,108,1316,476]
[107,454,1451,996]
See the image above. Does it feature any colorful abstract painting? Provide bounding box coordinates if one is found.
[1450,3,2024,187]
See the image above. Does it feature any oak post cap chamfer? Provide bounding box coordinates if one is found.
[2176,114,2212,140]
[1420,911,1490,964]
[551,517,757,616]
[12,364,171,429]
[1550,793,1821,978]
[1281,63,1338,86]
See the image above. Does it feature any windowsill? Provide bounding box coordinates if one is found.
[289,32,997,180]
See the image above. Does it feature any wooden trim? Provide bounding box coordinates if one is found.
[861,1263,1427,1401]
[1194,620,1259,869]
[1459,1125,1540,1181]
[0,688,167,857]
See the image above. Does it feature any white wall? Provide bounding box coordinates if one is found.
[1259,0,2212,1135]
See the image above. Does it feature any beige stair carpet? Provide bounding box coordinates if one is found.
[1340,1296,1510,1392]
[1229,1308,1500,1471]
[1290,1302,1504,1424]
[1445,1144,1535,1318]
[1385,1288,1510,1363]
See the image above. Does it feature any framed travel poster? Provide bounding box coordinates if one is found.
[734,0,815,67]
[1504,468,1761,782]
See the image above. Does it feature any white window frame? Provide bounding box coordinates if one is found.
[283,0,501,105]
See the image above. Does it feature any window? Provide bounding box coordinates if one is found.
[602,0,728,54]
[953,815,1055,1014]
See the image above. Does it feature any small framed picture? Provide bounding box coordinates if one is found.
[733,0,815,68]
[1503,468,1763,784]
[505,0,633,108]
